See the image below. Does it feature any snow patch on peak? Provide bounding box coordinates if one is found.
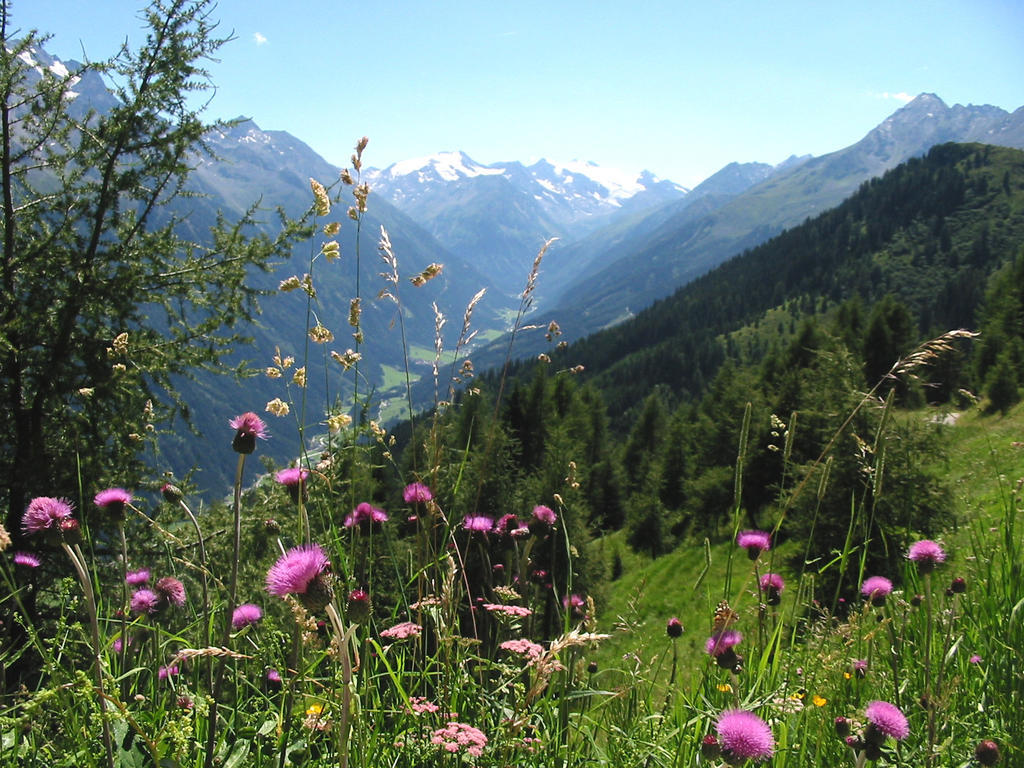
[546,159,646,200]
[387,151,505,182]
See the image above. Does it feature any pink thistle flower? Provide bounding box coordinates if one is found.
[380,621,422,640]
[864,700,909,741]
[759,573,785,604]
[130,588,160,615]
[852,658,868,678]
[22,496,74,536]
[667,616,684,638]
[495,513,529,538]
[430,721,488,758]
[347,588,371,622]
[93,488,132,518]
[125,568,150,586]
[907,539,946,573]
[344,502,389,528]
[231,603,263,629]
[155,576,186,608]
[463,515,493,534]
[706,629,743,670]
[158,665,179,681]
[532,504,557,526]
[275,467,309,503]
[715,709,775,762]
[403,482,432,504]
[861,575,894,606]
[229,411,269,454]
[266,544,333,612]
[13,552,41,568]
[562,593,586,616]
[970,654,982,664]
[500,638,544,661]
[265,668,283,690]
[705,629,743,657]
[736,530,771,559]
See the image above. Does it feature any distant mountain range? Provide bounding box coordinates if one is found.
[21,42,1024,495]
[364,153,687,289]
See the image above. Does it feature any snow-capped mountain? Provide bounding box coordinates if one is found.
[363,151,688,288]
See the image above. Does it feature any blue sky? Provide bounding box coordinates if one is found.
[17,0,1024,187]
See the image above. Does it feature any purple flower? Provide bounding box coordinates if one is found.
[975,740,1001,766]
[907,539,946,573]
[125,568,150,586]
[275,467,309,503]
[705,629,743,657]
[852,658,868,678]
[155,576,186,608]
[864,700,909,741]
[403,482,433,504]
[265,668,283,689]
[275,467,309,487]
[532,504,557,526]
[759,573,785,604]
[969,654,982,664]
[562,593,586,616]
[861,575,893,606]
[463,515,493,534]
[666,617,683,638]
[13,551,41,568]
[230,411,269,454]
[231,603,263,629]
[158,665,179,681]
[130,588,160,615]
[736,530,771,559]
[715,709,775,762]
[266,544,333,612]
[495,513,529,538]
[22,496,74,536]
[344,502,389,528]
[94,488,132,518]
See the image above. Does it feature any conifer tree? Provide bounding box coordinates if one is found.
[0,0,300,543]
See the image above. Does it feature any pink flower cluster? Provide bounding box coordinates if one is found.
[380,621,422,640]
[430,721,488,757]
[500,638,544,661]
[482,603,532,618]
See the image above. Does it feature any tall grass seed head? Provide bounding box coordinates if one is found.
[229,412,268,454]
[715,709,775,763]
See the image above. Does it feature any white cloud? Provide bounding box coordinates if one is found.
[873,91,914,103]
[253,32,268,46]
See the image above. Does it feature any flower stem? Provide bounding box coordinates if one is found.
[62,542,115,768]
